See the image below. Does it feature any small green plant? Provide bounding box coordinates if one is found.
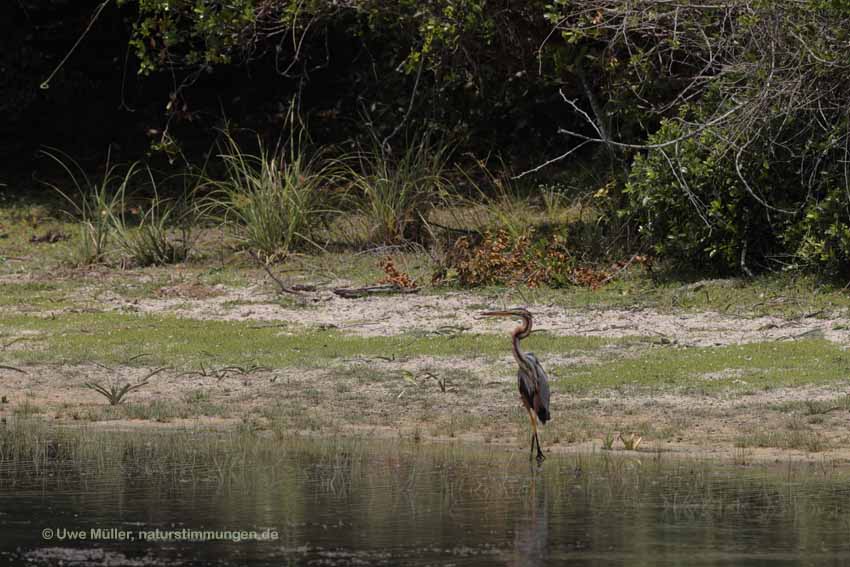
[601,431,615,450]
[84,368,165,405]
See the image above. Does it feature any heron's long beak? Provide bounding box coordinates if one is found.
[480,310,515,318]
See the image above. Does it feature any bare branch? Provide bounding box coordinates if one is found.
[556,102,746,151]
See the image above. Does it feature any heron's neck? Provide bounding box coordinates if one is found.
[511,318,532,368]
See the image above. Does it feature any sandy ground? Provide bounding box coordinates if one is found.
[4,277,850,464]
[3,355,850,465]
[16,278,850,346]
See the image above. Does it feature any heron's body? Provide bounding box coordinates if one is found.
[519,353,550,425]
[482,308,551,463]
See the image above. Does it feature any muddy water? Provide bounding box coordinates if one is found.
[2,433,850,566]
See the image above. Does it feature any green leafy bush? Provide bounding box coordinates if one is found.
[624,121,787,274]
[787,189,850,276]
[625,118,850,276]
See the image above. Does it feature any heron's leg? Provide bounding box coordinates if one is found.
[532,413,545,463]
[526,408,537,459]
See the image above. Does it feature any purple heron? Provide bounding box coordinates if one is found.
[481,308,550,463]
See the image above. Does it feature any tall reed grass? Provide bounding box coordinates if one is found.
[201,131,334,259]
[343,133,452,244]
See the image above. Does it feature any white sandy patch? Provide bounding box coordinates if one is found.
[69,284,850,346]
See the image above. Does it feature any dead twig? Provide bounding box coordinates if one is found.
[2,338,31,351]
[420,371,454,393]
[774,328,824,342]
[400,370,455,393]
[248,250,305,295]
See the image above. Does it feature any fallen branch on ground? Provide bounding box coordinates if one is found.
[332,284,420,299]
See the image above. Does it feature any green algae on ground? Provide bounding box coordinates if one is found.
[554,338,850,394]
[0,312,622,369]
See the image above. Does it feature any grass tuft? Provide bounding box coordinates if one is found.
[40,148,136,264]
[343,132,452,244]
[111,174,194,266]
[201,130,334,259]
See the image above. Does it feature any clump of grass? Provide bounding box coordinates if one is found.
[122,398,228,422]
[202,130,333,259]
[40,149,194,266]
[804,397,850,415]
[735,427,828,453]
[344,132,452,244]
[788,430,827,452]
[458,163,533,238]
[769,396,850,416]
[601,431,615,450]
[111,175,194,266]
[619,432,643,450]
[540,182,570,219]
[40,148,136,264]
[13,399,42,417]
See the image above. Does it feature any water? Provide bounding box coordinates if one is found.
[2,429,850,566]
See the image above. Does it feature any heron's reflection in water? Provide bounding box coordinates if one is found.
[506,466,550,567]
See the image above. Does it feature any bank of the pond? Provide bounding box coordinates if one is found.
[4,246,850,467]
[3,370,850,466]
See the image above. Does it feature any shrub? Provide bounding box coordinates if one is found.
[624,120,797,274]
[787,190,850,276]
[625,117,850,276]
[444,228,573,288]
